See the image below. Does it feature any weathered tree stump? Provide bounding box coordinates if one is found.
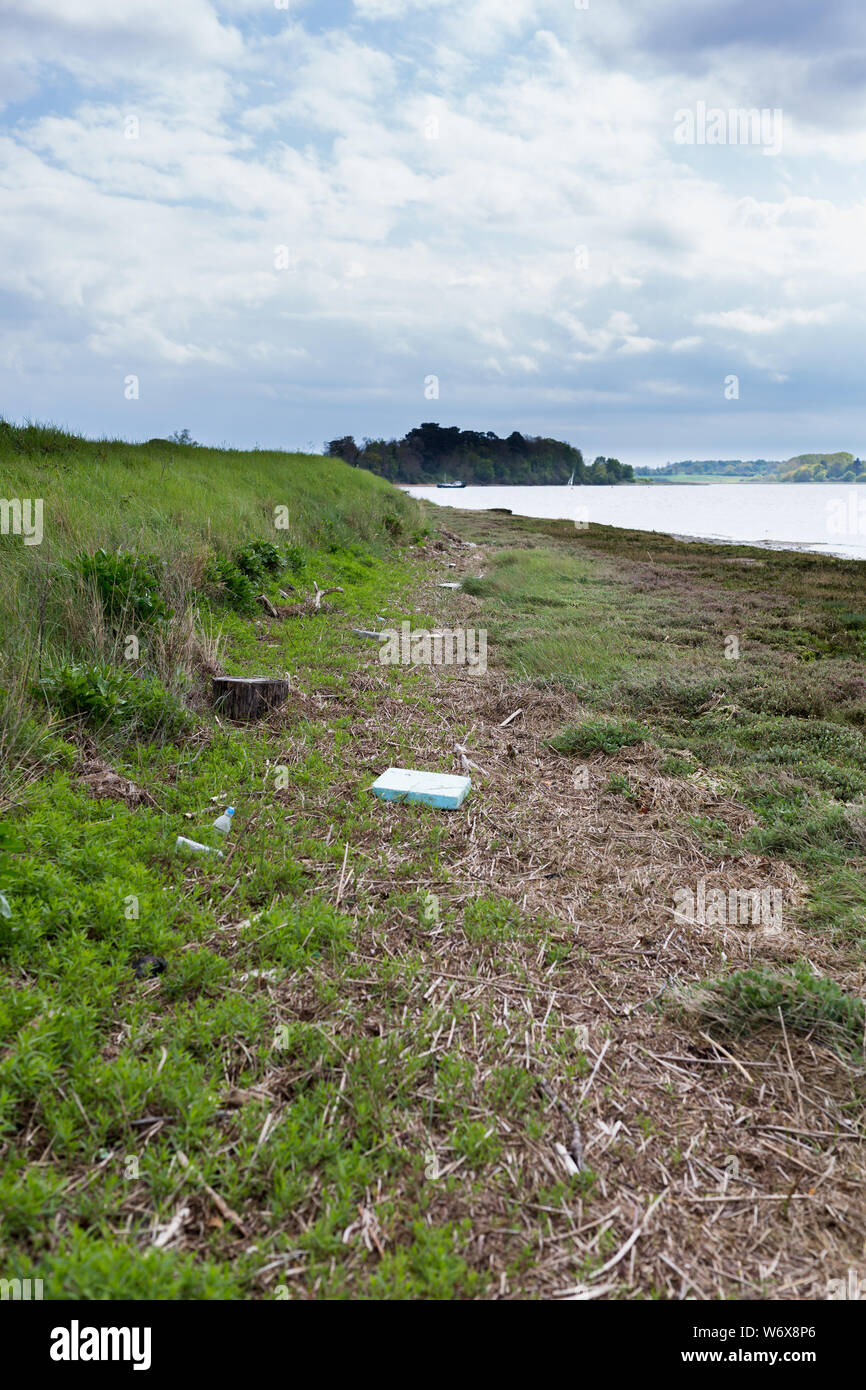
[211,676,290,721]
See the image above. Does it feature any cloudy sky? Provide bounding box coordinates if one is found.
[1,0,864,465]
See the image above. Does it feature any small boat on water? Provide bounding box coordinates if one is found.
[437,476,466,489]
[567,470,575,486]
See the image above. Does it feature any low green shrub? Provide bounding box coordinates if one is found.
[37,664,191,738]
[463,895,522,944]
[233,540,285,581]
[459,576,486,597]
[203,555,257,613]
[549,717,649,757]
[75,549,171,625]
[283,545,308,575]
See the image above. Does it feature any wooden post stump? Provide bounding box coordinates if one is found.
[211,676,291,721]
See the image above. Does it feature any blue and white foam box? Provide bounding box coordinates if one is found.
[370,767,471,810]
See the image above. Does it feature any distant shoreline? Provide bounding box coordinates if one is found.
[398,477,866,488]
[402,480,866,560]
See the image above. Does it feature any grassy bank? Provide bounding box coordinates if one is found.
[1,439,864,1300]
[0,422,420,802]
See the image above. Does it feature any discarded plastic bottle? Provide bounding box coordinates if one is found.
[212,806,235,835]
[175,836,224,859]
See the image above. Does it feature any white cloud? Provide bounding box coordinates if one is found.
[671,336,703,352]
[2,0,243,65]
[696,306,843,335]
[0,0,863,455]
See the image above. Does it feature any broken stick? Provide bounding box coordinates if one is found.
[313,580,344,609]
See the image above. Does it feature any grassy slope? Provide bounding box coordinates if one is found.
[0,421,413,663]
[1,439,865,1300]
[0,422,419,785]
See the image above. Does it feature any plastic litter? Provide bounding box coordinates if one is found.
[370,767,471,810]
[212,806,235,835]
[175,836,224,859]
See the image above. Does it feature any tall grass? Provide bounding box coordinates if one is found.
[0,420,422,800]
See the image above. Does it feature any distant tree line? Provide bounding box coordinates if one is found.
[326,423,634,485]
[634,459,781,478]
[778,453,865,482]
[635,455,865,482]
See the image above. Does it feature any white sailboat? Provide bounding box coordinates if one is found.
[567,470,575,486]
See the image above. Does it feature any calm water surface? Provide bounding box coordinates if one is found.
[402,483,866,561]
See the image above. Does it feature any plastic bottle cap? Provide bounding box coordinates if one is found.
[226,807,235,815]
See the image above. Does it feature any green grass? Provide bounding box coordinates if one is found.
[0,419,419,558]
[685,962,866,1055]
[0,620,513,1296]
[2,425,517,1300]
[459,548,637,686]
[0,421,424,800]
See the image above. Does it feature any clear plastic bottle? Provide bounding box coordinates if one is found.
[176,836,224,859]
[212,806,235,835]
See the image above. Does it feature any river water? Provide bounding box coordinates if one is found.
[402,482,866,561]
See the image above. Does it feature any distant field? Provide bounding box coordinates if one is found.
[642,473,764,484]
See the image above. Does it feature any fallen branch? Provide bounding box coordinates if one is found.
[580,1037,611,1100]
[698,1029,754,1086]
[342,1203,385,1258]
[499,708,523,728]
[313,580,344,609]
